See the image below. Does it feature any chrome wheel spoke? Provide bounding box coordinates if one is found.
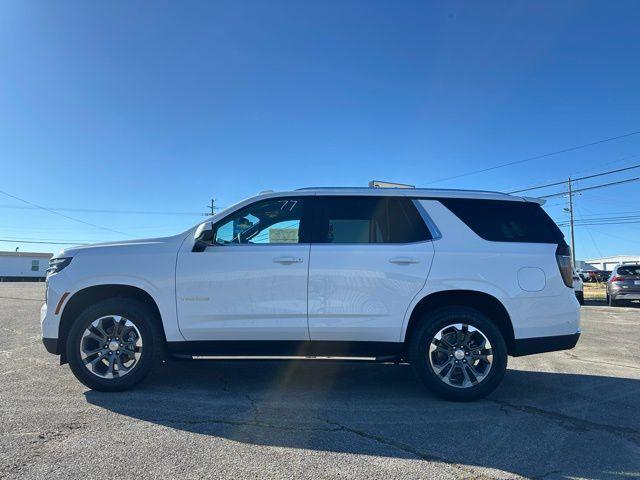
[432,359,453,376]
[107,355,117,377]
[85,351,107,366]
[82,346,104,356]
[458,324,469,346]
[95,321,110,338]
[460,365,472,386]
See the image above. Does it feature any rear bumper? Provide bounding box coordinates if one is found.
[42,337,60,355]
[612,292,640,300]
[511,332,580,357]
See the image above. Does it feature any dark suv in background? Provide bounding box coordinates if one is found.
[606,264,640,306]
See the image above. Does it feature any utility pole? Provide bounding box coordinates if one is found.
[204,198,216,216]
[567,178,576,268]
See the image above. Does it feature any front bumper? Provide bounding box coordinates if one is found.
[40,277,68,356]
[42,337,60,355]
[511,332,581,357]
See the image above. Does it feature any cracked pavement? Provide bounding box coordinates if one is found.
[1,282,639,479]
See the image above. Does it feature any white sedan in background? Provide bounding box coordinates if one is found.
[573,270,584,305]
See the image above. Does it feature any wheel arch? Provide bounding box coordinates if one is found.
[403,290,515,354]
[58,284,165,363]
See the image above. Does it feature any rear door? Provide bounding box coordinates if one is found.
[307,196,435,343]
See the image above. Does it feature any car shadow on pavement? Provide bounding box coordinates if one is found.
[85,360,640,480]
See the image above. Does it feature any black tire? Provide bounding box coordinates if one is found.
[408,307,508,401]
[66,298,164,391]
[576,291,584,305]
[608,294,617,307]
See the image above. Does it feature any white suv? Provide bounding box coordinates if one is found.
[41,187,580,401]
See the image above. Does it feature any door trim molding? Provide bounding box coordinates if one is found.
[166,340,404,359]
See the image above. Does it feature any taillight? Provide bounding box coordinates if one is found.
[611,276,624,283]
[555,243,573,288]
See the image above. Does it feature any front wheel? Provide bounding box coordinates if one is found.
[408,307,508,401]
[66,298,164,391]
[576,291,585,305]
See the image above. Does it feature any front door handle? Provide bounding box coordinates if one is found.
[273,256,303,264]
[389,257,420,265]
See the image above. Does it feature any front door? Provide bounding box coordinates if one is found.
[176,197,311,341]
[308,196,434,343]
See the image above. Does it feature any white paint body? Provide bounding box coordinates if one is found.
[41,188,580,348]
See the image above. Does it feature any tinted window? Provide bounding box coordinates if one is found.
[314,197,431,244]
[439,199,565,244]
[618,266,640,276]
[214,198,307,244]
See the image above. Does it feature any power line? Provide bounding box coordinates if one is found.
[0,204,201,216]
[583,226,640,247]
[426,130,640,185]
[0,238,89,245]
[508,162,640,194]
[0,189,133,237]
[575,203,603,258]
[563,210,640,218]
[539,176,640,199]
[558,222,640,227]
[505,153,640,194]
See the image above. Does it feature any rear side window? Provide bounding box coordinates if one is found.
[618,266,640,276]
[439,199,565,244]
[314,196,431,244]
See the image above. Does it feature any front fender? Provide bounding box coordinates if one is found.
[61,274,183,342]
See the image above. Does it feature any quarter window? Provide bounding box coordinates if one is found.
[314,197,431,244]
[213,198,306,245]
[439,198,565,244]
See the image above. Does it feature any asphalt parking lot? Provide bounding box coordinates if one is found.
[1,282,638,480]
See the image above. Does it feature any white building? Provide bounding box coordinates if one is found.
[0,251,53,280]
[582,255,640,271]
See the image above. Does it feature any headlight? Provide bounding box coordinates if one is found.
[47,257,72,275]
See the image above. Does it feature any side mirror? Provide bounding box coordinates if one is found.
[193,222,214,252]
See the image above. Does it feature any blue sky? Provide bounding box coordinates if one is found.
[1,1,639,259]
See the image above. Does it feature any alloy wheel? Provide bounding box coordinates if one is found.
[428,323,493,388]
[79,315,143,379]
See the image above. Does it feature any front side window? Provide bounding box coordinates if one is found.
[213,198,307,245]
[314,196,431,244]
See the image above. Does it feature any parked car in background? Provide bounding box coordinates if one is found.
[40,186,581,401]
[581,269,610,283]
[576,269,591,282]
[598,271,612,282]
[573,270,584,305]
[606,264,640,306]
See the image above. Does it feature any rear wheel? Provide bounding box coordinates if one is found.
[576,291,584,305]
[408,307,507,401]
[66,298,164,391]
[608,293,618,307]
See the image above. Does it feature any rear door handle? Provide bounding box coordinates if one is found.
[389,257,420,265]
[273,256,303,264]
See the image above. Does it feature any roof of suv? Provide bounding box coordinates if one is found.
[291,187,540,203]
